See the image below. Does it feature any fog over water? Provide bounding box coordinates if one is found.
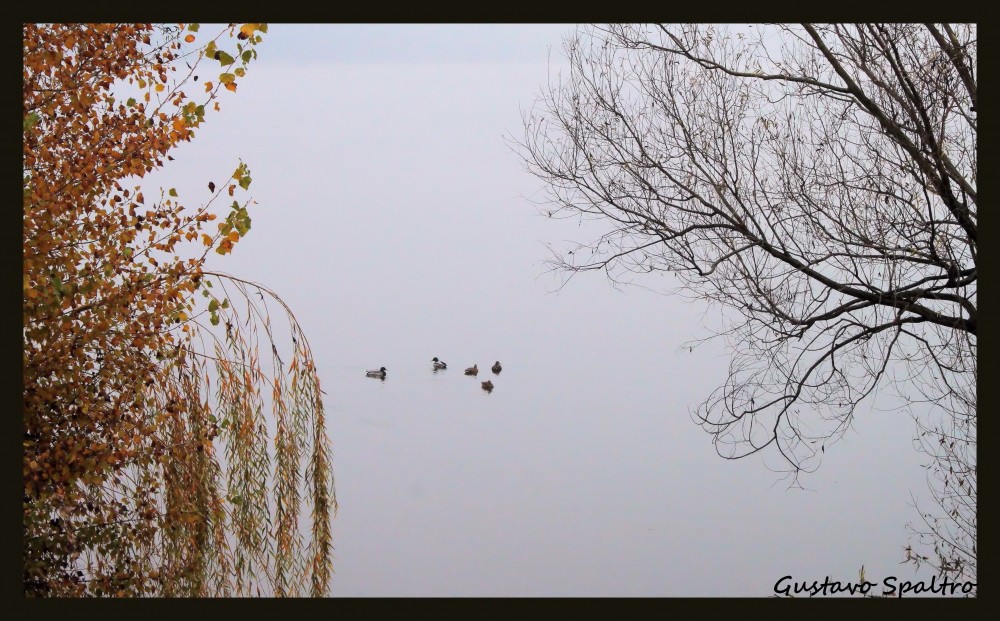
[154,24,938,596]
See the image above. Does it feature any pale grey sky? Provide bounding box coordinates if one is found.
[256,23,575,64]
[150,24,939,596]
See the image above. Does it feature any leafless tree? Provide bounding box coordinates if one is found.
[905,357,976,586]
[513,23,975,585]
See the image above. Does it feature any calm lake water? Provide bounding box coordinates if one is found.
[314,287,937,597]
[164,34,943,596]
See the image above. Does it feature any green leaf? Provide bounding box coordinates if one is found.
[242,50,253,63]
[221,298,229,309]
[234,208,251,235]
[210,311,220,326]
[188,23,200,32]
[258,24,268,33]
[168,188,178,197]
[126,97,136,107]
[238,176,251,190]
[23,112,40,131]
[51,274,63,299]
[208,299,219,312]
[216,51,236,66]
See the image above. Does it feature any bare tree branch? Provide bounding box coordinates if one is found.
[511,23,975,589]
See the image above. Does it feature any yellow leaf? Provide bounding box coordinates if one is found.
[227,230,240,242]
[155,83,165,92]
[204,81,213,92]
[240,24,256,37]
[202,234,213,247]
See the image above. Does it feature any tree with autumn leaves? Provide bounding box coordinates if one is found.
[24,23,335,596]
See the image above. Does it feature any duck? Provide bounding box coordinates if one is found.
[432,357,447,370]
[481,380,494,392]
[464,364,478,376]
[366,366,387,379]
[491,361,502,374]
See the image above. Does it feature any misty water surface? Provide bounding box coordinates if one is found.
[151,25,939,596]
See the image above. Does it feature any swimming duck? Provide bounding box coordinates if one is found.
[481,380,494,392]
[464,364,478,376]
[432,357,447,370]
[491,361,502,374]
[366,366,387,379]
